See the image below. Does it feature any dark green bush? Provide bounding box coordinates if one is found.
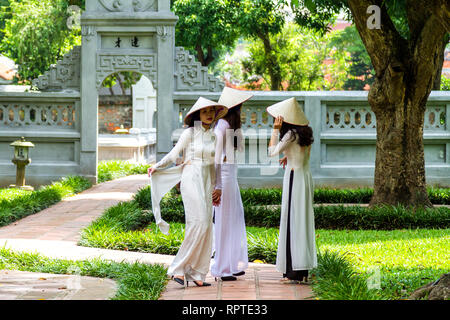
[243,204,450,230]
[133,186,450,230]
[0,176,92,227]
[311,250,386,300]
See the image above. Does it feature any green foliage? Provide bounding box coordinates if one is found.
[226,22,351,90]
[172,0,240,66]
[329,25,374,90]
[0,176,92,227]
[1,0,81,83]
[97,160,151,183]
[128,185,450,230]
[236,0,287,38]
[101,71,143,94]
[0,0,12,42]
[441,75,450,91]
[244,204,450,230]
[290,0,410,40]
[290,0,348,35]
[241,23,328,90]
[0,247,168,300]
[79,197,450,300]
[311,250,386,300]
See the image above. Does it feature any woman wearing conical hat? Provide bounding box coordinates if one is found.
[148,97,228,287]
[211,87,253,281]
[267,97,317,283]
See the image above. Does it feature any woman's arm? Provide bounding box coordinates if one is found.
[268,116,292,157]
[212,120,228,205]
[149,128,192,175]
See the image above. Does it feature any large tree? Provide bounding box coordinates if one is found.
[292,0,450,207]
[240,23,349,90]
[1,0,81,83]
[234,0,289,90]
[171,0,240,67]
[329,25,375,90]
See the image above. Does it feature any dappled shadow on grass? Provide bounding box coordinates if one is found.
[378,265,447,299]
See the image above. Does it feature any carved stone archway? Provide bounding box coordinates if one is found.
[79,0,177,182]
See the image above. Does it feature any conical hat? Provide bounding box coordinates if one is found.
[218,87,254,109]
[266,97,309,126]
[184,97,228,125]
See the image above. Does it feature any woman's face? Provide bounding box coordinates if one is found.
[199,106,216,125]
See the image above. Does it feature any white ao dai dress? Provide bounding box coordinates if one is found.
[151,125,221,282]
[210,119,248,277]
[268,130,317,276]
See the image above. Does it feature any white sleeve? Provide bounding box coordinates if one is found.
[153,128,192,170]
[213,120,229,190]
[268,130,293,157]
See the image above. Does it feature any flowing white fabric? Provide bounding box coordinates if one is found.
[211,119,248,277]
[150,125,221,281]
[268,130,317,272]
[150,165,182,235]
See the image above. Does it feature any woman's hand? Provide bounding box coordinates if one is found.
[147,167,156,177]
[273,115,284,130]
[212,189,222,206]
[279,156,287,169]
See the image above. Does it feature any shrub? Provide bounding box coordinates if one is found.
[0,176,92,227]
[132,186,449,230]
[97,160,151,183]
[310,250,387,300]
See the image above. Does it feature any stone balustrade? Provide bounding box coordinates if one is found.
[173,90,450,187]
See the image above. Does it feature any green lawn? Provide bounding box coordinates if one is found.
[0,247,168,300]
[79,210,449,300]
[0,176,92,227]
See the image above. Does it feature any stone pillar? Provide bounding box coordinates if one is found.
[80,24,98,184]
[156,25,177,161]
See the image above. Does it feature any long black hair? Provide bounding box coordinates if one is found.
[222,104,242,150]
[280,122,314,147]
[186,110,200,128]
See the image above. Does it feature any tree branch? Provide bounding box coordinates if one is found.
[347,0,408,75]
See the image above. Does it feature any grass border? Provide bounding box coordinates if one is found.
[0,246,168,300]
[0,176,92,227]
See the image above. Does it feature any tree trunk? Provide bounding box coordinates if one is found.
[258,33,282,91]
[195,44,214,67]
[432,36,449,90]
[368,73,431,207]
[347,0,449,207]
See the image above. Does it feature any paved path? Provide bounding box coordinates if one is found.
[0,174,313,300]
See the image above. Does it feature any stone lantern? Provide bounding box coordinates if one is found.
[10,136,34,191]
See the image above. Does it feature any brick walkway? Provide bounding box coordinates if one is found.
[0,175,149,242]
[0,174,314,300]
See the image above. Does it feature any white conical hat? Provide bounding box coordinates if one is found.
[266,97,309,126]
[184,97,228,125]
[218,87,254,109]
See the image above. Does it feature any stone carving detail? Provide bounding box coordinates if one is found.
[325,104,445,131]
[174,47,224,92]
[96,53,157,89]
[132,0,156,11]
[424,105,446,131]
[98,0,156,12]
[0,103,77,129]
[81,25,96,42]
[157,26,169,41]
[32,46,81,91]
[326,106,377,130]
